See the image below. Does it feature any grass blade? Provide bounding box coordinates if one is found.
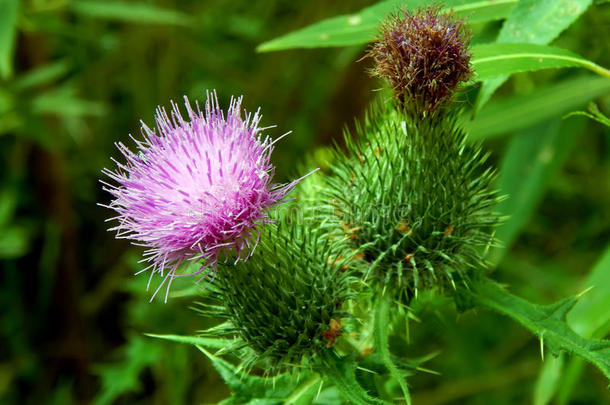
[0,0,19,79]
[475,0,593,111]
[467,76,610,142]
[470,43,610,81]
[71,0,192,26]
[487,117,584,265]
[257,0,516,52]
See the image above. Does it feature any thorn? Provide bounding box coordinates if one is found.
[540,333,545,361]
[316,379,324,400]
[356,366,377,374]
[416,366,441,376]
[577,285,594,298]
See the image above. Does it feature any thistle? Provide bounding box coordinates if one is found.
[370,6,472,116]
[326,109,499,298]
[324,6,498,299]
[101,92,299,299]
[206,209,354,371]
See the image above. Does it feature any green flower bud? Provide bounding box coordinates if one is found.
[209,214,354,370]
[324,105,500,299]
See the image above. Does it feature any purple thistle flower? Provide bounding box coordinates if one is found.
[101,92,300,300]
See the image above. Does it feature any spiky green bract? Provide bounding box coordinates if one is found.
[324,104,500,300]
[207,215,355,372]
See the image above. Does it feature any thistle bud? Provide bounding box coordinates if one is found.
[370,6,472,115]
[208,215,352,370]
[325,106,500,299]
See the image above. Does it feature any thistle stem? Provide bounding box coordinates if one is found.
[374,291,412,405]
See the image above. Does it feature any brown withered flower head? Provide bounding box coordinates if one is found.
[370,6,472,114]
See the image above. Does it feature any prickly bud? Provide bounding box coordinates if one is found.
[325,105,500,299]
[207,215,353,370]
[370,6,472,115]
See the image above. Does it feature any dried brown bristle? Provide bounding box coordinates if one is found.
[370,6,472,114]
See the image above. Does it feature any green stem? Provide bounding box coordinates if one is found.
[318,351,392,405]
[374,291,411,405]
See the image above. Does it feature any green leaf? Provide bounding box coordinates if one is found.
[0,225,29,258]
[93,336,161,405]
[469,277,610,380]
[568,246,610,337]
[12,61,71,91]
[470,43,610,82]
[284,375,322,405]
[71,0,192,26]
[32,86,106,117]
[319,352,392,405]
[373,292,411,404]
[556,357,588,405]
[454,0,517,24]
[535,245,610,404]
[144,333,233,349]
[564,102,610,128]
[257,0,517,52]
[0,189,17,228]
[487,117,583,265]
[475,0,593,111]
[534,355,564,405]
[557,246,610,403]
[196,345,320,405]
[0,89,18,136]
[258,0,409,52]
[467,76,610,141]
[0,0,19,79]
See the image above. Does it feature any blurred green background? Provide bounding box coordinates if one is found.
[0,1,608,404]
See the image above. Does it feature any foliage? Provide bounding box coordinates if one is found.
[564,102,610,127]
[257,0,518,52]
[1,0,609,404]
[474,0,594,110]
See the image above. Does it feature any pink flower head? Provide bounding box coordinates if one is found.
[102,92,300,300]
